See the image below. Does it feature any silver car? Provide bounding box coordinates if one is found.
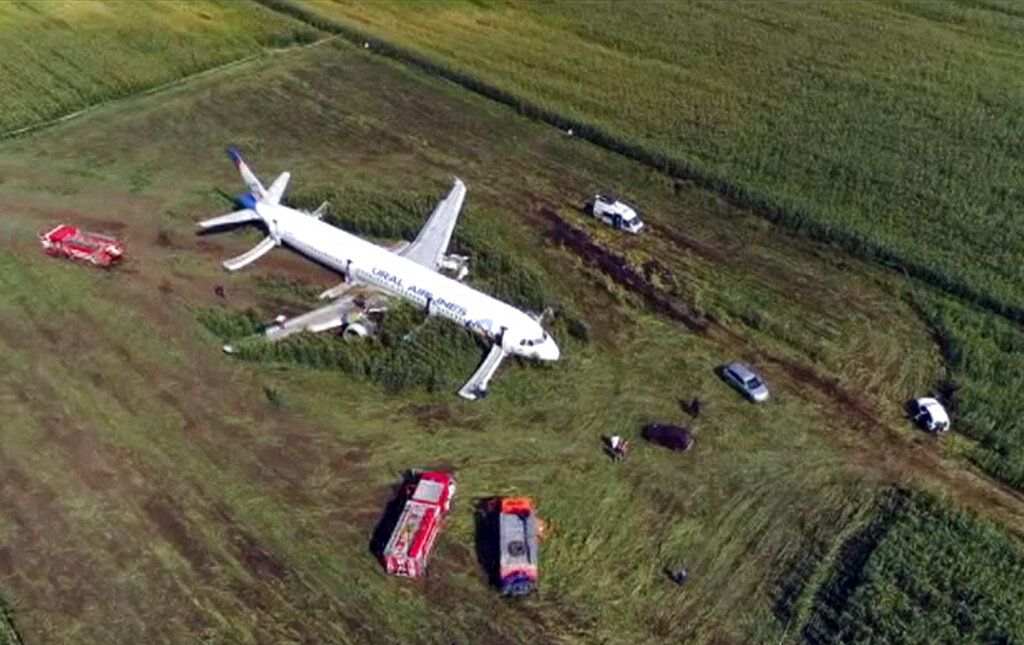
[721,362,769,402]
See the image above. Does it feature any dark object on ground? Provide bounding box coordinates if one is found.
[214,284,226,299]
[665,567,688,585]
[686,397,702,418]
[641,423,694,452]
[602,435,630,461]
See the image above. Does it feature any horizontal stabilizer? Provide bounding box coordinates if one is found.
[266,171,291,206]
[222,236,276,271]
[458,343,507,401]
[197,209,259,229]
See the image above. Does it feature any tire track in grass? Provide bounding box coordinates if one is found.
[537,205,1024,539]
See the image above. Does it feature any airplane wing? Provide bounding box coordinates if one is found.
[319,278,363,301]
[264,290,389,342]
[399,178,467,270]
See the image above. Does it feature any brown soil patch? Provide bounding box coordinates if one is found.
[0,463,97,620]
[144,494,214,576]
[407,403,458,425]
[647,220,730,265]
[539,206,709,333]
[224,517,291,583]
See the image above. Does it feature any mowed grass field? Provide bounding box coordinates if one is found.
[0,7,1024,645]
[294,1,1024,310]
[0,35,1023,644]
[0,0,320,134]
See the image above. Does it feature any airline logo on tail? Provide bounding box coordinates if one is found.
[227,147,267,202]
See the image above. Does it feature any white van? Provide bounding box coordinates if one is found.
[911,397,950,432]
[590,194,644,234]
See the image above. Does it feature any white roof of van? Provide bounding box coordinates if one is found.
[918,398,949,424]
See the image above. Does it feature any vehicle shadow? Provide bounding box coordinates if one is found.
[902,398,919,421]
[474,497,502,589]
[368,472,415,559]
[903,398,931,433]
[600,435,620,461]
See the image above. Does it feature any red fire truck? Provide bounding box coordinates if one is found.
[40,224,123,267]
[381,472,456,578]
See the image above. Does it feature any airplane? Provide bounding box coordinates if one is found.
[197,148,560,400]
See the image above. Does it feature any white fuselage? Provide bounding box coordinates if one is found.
[257,202,560,361]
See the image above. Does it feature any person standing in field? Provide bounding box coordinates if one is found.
[608,435,630,461]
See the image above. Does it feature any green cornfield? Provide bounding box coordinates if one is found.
[0,0,320,134]
[805,490,1024,644]
[292,0,1024,314]
[924,296,1024,492]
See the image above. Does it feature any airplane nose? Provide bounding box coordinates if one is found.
[544,339,560,361]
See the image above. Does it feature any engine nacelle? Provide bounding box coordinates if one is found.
[342,320,377,341]
[440,254,469,281]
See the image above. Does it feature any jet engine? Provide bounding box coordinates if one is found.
[440,254,469,281]
[343,319,377,341]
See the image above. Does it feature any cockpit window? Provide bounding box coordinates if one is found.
[518,334,549,348]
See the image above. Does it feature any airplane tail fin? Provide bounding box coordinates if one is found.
[197,149,281,272]
[227,147,266,201]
